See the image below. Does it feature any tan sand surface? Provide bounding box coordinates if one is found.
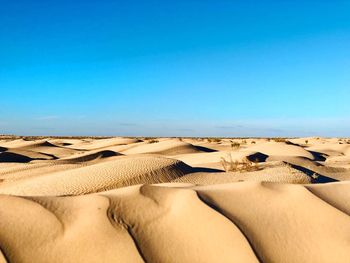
[0,136,350,262]
[0,182,350,262]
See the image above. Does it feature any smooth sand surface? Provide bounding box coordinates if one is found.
[1,183,350,262]
[1,136,350,262]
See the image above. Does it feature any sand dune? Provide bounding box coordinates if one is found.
[0,150,54,162]
[1,182,350,262]
[1,137,349,189]
[0,151,34,163]
[59,149,122,162]
[65,137,142,150]
[1,136,350,262]
[0,162,89,183]
[122,139,215,155]
[246,141,315,159]
[0,139,80,159]
[307,143,350,157]
[174,150,269,170]
[0,156,192,196]
[174,164,313,184]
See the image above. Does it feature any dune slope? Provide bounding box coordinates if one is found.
[0,182,350,262]
[0,156,192,196]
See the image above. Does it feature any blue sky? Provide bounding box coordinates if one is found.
[1,1,349,137]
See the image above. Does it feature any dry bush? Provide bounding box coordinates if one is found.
[311,173,319,179]
[273,138,286,142]
[311,172,319,183]
[230,141,240,150]
[221,155,259,172]
[251,141,256,144]
[148,139,159,144]
[207,138,221,143]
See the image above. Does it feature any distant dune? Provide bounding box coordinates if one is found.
[0,136,350,262]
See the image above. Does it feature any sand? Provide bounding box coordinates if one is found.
[0,136,350,262]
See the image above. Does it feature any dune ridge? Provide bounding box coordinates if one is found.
[0,156,192,196]
[1,136,350,262]
[1,182,350,262]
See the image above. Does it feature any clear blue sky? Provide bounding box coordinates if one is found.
[1,0,349,137]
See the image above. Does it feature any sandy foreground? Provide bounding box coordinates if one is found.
[0,136,350,262]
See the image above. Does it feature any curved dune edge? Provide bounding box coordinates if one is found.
[245,141,315,159]
[121,140,215,155]
[173,165,313,184]
[0,156,192,196]
[0,150,55,162]
[2,137,350,181]
[58,149,122,162]
[64,137,143,151]
[0,182,350,262]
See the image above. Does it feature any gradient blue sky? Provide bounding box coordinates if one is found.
[1,0,349,137]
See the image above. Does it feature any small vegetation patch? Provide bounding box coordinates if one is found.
[221,155,259,172]
[311,172,319,183]
[207,138,222,143]
[148,139,159,144]
[230,141,240,150]
[273,138,287,142]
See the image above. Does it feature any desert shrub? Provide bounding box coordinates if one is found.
[273,138,286,142]
[230,141,240,150]
[311,173,319,179]
[241,139,247,144]
[311,173,319,183]
[221,155,238,172]
[251,141,256,144]
[148,139,159,144]
[305,140,308,145]
[221,155,259,172]
[207,138,221,143]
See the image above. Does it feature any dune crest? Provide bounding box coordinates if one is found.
[1,136,350,262]
[0,156,192,196]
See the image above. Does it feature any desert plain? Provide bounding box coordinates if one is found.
[1,135,350,262]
